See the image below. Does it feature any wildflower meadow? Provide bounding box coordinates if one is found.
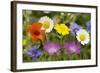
[22,10,91,62]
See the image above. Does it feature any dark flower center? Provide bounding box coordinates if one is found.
[34,30,40,35]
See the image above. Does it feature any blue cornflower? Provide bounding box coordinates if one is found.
[70,23,81,35]
[86,21,91,32]
[28,46,42,58]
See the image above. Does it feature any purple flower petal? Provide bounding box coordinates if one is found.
[86,20,91,32]
[43,42,61,56]
[64,41,81,54]
[28,46,42,58]
[70,23,81,35]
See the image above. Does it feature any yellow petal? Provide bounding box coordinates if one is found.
[54,23,70,36]
[23,39,27,46]
[54,24,60,30]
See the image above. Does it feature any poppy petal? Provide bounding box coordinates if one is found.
[28,25,34,35]
[31,35,38,41]
[32,22,42,30]
[28,22,45,42]
[37,30,45,40]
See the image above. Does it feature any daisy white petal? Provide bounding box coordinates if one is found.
[76,29,90,45]
[39,16,54,32]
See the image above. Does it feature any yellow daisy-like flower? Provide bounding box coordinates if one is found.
[54,24,70,36]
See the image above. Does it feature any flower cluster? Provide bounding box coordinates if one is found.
[23,11,91,62]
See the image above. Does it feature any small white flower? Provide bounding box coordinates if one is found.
[39,16,54,32]
[76,29,90,45]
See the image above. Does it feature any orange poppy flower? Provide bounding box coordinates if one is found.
[28,22,45,42]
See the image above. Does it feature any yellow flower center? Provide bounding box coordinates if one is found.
[79,34,86,41]
[43,21,50,29]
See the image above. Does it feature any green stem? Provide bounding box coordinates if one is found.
[46,34,49,42]
[61,36,64,46]
[39,40,43,49]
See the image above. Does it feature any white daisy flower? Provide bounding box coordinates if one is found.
[39,16,54,32]
[76,29,90,45]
